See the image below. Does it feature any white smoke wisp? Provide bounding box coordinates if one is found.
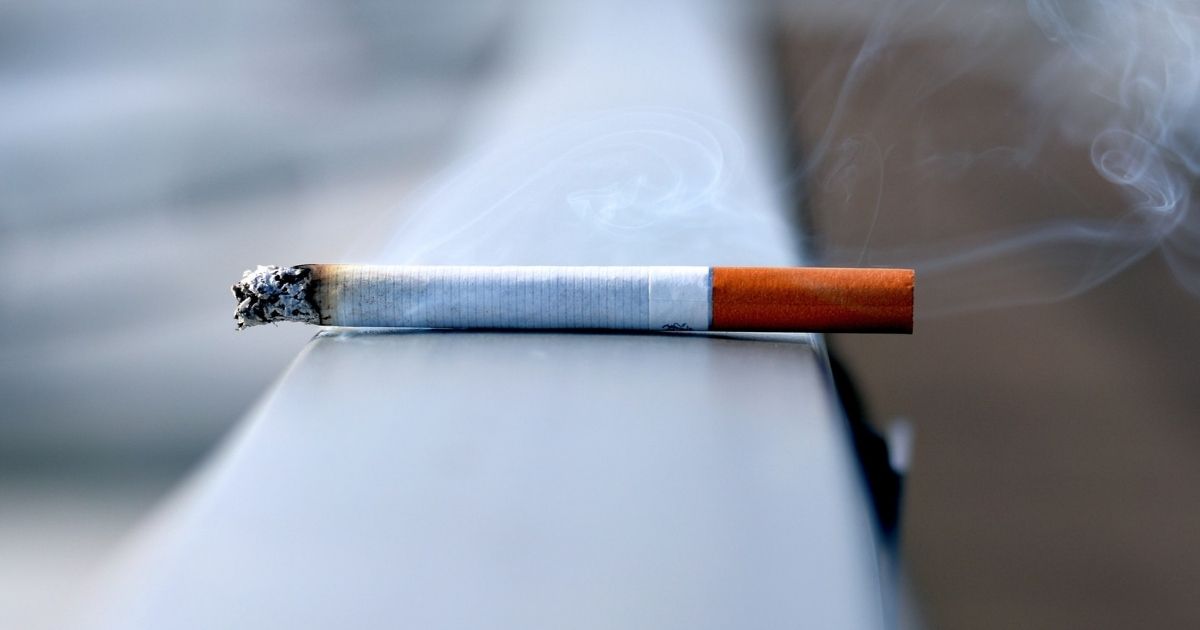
[1030,0,1200,293]
[361,109,795,267]
[791,0,1200,316]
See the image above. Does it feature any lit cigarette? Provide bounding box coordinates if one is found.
[232,265,914,333]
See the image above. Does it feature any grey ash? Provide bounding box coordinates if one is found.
[232,265,319,330]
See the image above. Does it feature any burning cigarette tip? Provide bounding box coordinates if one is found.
[231,265,319,330]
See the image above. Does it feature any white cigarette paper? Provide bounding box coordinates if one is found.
[234,264,711,331]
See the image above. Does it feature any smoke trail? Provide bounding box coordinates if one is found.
[791,0,1200,316]
[365,109,795,267]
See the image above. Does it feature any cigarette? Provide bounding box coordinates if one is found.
[232,265,914,333]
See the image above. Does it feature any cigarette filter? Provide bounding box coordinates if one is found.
[233,265,914,333]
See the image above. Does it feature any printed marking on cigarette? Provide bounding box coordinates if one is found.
[232,265,914,333]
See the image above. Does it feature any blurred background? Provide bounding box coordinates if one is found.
[2,1,1198,628]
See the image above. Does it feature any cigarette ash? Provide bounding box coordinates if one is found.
[232,265,319,330]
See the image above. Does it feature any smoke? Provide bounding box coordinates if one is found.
[1031,0,1199,285]
[364,109,796,267]
[789,0,1200,316]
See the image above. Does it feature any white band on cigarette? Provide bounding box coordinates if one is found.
[647,266,712,331]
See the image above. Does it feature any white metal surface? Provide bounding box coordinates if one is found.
[88,0,889,627]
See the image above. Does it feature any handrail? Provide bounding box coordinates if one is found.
[88,1,891,628]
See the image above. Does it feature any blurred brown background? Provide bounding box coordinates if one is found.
[781,6,1200,629]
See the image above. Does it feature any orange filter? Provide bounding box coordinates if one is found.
[711,267,914,333]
